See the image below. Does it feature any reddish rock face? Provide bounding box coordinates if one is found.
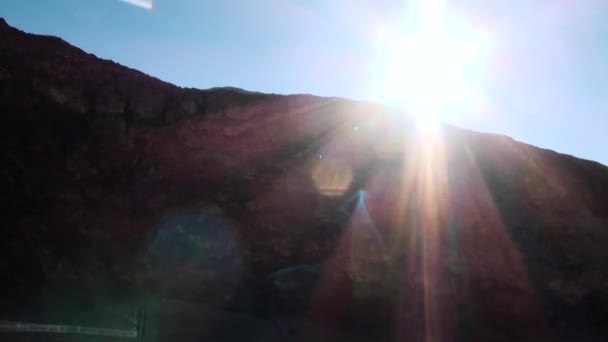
[2,18,608,341]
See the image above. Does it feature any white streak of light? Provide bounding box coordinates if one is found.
[118,0,153,10]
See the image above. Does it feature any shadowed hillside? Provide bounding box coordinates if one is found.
[1,18,608,341]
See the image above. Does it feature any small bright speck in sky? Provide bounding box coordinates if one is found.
[117,0,153,10]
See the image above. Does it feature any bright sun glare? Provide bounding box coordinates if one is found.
[377,0,486,131]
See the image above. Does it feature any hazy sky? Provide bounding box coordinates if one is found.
[1,0,607,165]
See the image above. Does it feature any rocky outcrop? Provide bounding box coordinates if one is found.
[1,18,608,341]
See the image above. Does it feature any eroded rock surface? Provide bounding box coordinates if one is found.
[1,18,608,341]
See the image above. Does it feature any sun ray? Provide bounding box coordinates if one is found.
[455,141,552,337]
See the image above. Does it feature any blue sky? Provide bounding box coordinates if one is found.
[1,0,607,165]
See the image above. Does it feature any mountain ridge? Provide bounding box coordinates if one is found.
[2,17,608,341]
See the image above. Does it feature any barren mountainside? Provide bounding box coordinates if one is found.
[1,18,608,341]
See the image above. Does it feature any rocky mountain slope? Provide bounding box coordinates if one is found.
[1,18,608,341]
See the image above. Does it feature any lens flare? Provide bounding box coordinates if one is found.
[312,159,353,196]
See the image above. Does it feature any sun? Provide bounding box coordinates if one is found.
[375,0,486,128]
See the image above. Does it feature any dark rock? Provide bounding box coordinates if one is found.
[2,17,608,341]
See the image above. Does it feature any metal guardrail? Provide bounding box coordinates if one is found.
[0,307,146,340]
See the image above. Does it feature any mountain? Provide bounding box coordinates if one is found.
[1,18,608,341]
